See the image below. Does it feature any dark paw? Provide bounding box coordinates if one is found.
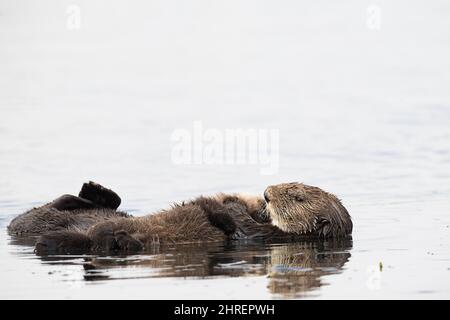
[79,181,121,209]
[114,230,144,252]
[194,197,237,235]
[251,209,271,224]
[210,212,237,235]
[35,231,92,255]
[90,223,143,252]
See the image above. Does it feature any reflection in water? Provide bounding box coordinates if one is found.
[9,236,352,298]
[267,243,351,297]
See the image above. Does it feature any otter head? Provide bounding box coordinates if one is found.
[264,182,352,238]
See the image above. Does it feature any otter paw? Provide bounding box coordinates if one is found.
[90,222,118,251]
[79,181,121,210]
[114,230,143,252]
[251,209,271,224]
[35,231,92,255]
[90,223,143,252]
[194,197,237,235]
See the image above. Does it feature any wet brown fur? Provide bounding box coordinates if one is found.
[8,182,352,254]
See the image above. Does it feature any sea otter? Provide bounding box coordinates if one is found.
[7,181,352,254]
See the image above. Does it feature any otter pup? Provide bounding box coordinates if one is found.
[7,182,352,254]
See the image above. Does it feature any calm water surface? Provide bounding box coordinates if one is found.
[1,0,450,299]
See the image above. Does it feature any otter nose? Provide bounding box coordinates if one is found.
[264,189,270,203]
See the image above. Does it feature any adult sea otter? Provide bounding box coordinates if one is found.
[8,181,352,254]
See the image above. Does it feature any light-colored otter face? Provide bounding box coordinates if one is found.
[264,182,352,238]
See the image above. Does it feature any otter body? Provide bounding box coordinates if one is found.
[8,182,352,254]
